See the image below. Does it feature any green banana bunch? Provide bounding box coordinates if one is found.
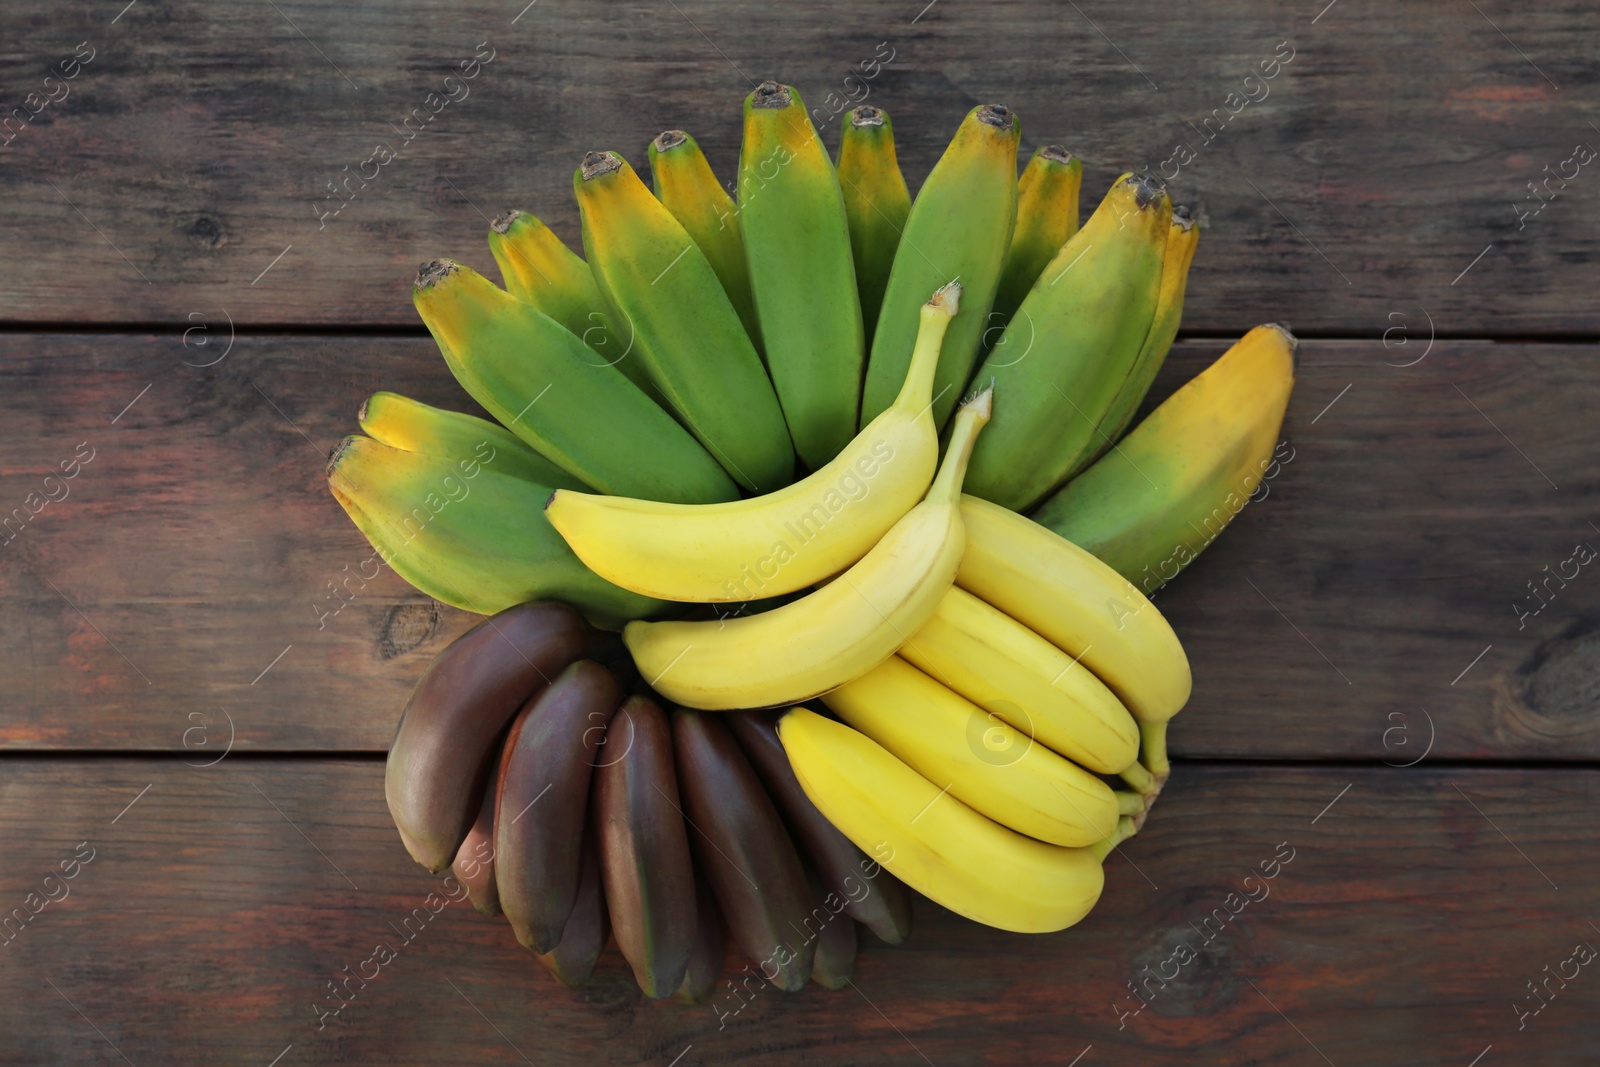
[576,150,794,493]
[327,434,666,624]
[962,173,1171,511]
[860,104,1020,429]
[358,389,588,491]
[412,259,737,504]
[1034,322,1297,597]
[991,145,1082,329]
[739,81,864,469]
[647,130,761,345]
[836,105,911,345]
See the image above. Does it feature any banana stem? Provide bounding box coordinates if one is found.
[1088,815,1137,861]
[926,387,992,506]
[891,284,961,414]
[1119,759,1158,796]
[1140,720,1171,788]
[1114,790,1145,816]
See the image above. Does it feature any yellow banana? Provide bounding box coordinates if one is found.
[821,656,1120,847]
[991,145,1081,328]
[778,708,1126,934]
[624,386,992,710]
[545,284,959,603]
[836,105,911,342]
[900,586,1139,774]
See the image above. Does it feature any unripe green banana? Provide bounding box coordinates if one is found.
[412,259,736,504]
[576,150,794,493]
[358,390,588,492]
[327,435,667,625]
[1033,323,1296,595]
[836,105,910,356]
[647,130,761,345]
[1081,205,1200,464]
[991,145,1081,328]
[860,104,1020,429]
[963,173,1171,510]
[739,81,864,469]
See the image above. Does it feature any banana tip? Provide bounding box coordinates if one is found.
[579,151,623,181]
[928,280,962,316]
[751,80,792,109]
[975,103,1015,129]
[415,259,459,290]
[490,209,522,234]
[1131,171,1167,209]
[652,129,689,153]
[326,435,360,478]
[1172,204,1197,231]
[959,384,994,421]
[850,105,886,128]
[1039,144,1074,165]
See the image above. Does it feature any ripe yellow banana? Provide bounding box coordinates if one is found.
[900,586,1139,774]
[836,105,911,343]
[821,655,1120,847]
[956,495,1191,729]
[991,145,1081,329]
[624,386,992,710]
[545,284,959,603]
[778,708,1125,934]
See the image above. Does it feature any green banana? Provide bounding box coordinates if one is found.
[576,150,794,493]
[836,105,911,343]
[860,104,1020,430]
[412,259,737,504]
[358,390,588,491]
[991,145,1081,328]
[1033,323,1296,596]
[962,173,1171,511]
[327,435,667,624]
[1081,204,1200,464]
[739,81,864,469]
[648,130,761,345]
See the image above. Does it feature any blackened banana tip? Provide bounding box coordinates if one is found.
[976,103,1015,129]
[653,130,689,153]
[1039,144,1074,165]
[491,209,521,234]
[543,489,558,511]
[580,151,623,180]
[1173,204,1197,230]
[1129,170,1166,209]
[356,395,371,425]
[850,105,886,128]
[415,259,459,290]
[326,436,357,477]
[752,80,792,108]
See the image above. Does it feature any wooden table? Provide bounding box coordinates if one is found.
[2,1,1595,1062]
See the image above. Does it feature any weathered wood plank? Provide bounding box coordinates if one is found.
[0,0,1594,333]
[0,759,1591,1064]
[1,334,1596,757]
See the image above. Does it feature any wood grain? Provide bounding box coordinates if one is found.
[1,334,1595,757]
[0,0,1595,333]
[0,759,1590,1065]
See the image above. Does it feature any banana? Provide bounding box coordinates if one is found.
[495,660,622,953]
[822,656,1120,847]
[485,210,652,391]
[739,81,864,469]
[384,600,591,872]
[991,145,1081,329]
[625,387,992,710]
[358,390,588,491]
[535,835,608,987]
[451,779,500,916]
[673,880,726,1004]
[672,708,816,991]
[545,283,959,603]
[576,150,794,493]
[327,435,666,625]
[1035,323,1296,595]
[807,877,857,991]
[860,104,1020,429]
[1082,205,1201,462]
[725,711,913,945]
[779,708,1124,934]
[900,586,1139,775]
[962,173,1171,511]
[594,695,697,998]
[412,259,736,503]
[647,130,761,345]
[956,495,1192,735]
[836,105,911,342]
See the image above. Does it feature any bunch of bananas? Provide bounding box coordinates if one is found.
[331,81,1297,995]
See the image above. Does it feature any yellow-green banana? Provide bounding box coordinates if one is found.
[963,173,1171,511]
[326,436,665,626]
[739,81,864,469]
[412,259,737,504]
[624,387,991,710]
[358,390,589,492]
[991,145,1081,330]
[545,284,959,603]
[1034,323,1297,597]
[900,586,1139,775]
[778,708,1126,934]
[576,150,794,493]
[956,495,1191,728]
[860,104,1020,430]
[836,105,911,343]
[647,130,761,345]
[821,655,1120,847]
[1081,205,1200,465]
